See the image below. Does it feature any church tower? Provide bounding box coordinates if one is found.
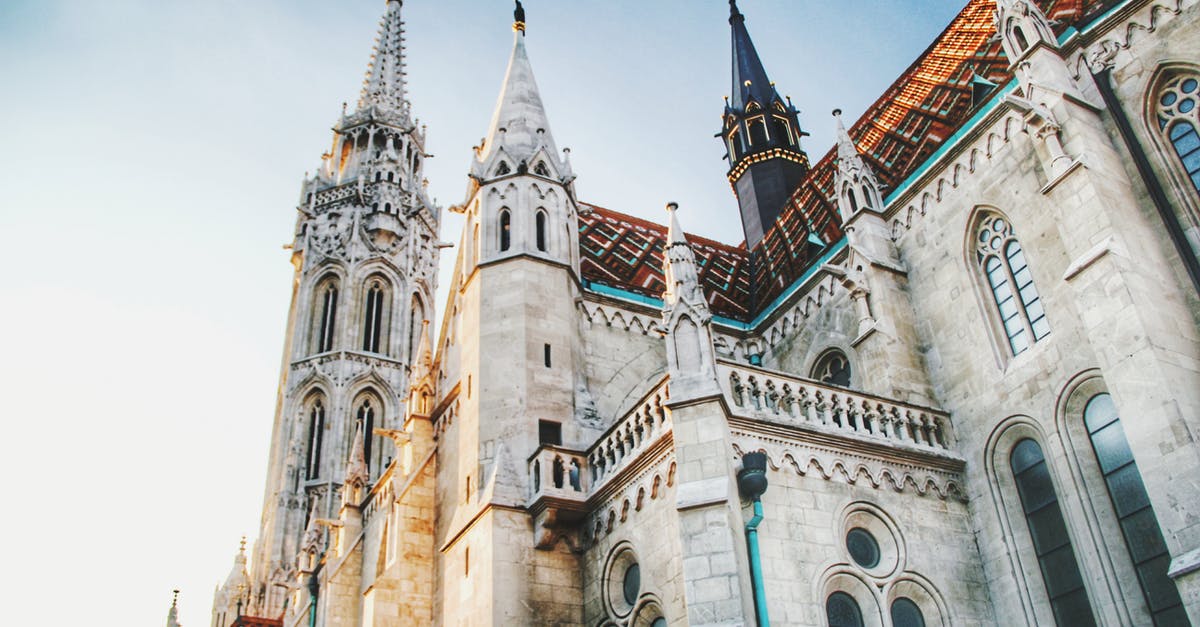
[720,0,809,247]
[215,0,441,622]
[432,3,593,623]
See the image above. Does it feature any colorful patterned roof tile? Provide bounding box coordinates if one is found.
[578,0,1115,323]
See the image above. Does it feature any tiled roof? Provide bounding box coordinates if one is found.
[578,204,752,320]
[578,0,1115,323]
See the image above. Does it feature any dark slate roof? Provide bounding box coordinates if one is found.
[578,0,1116,324]
[728,0,779,112]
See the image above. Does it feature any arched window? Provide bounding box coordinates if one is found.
[361,278,388,354]
[355,399,378,475]
[976,214,1049,356]
[1083,394,1186,624]
[1156,74,1200,195]
[535,211,547,252]
[843,184,859,215]
[1012,25,1029,53]
[499,210,511,252]
[409,295,424,364]
[305,400,325,480]
[749,117,768,146]
[890,598,925,627]
[1009,438,1097,626]
[314,279,339,354]
[825,592,864,627]
[812,350,852,387]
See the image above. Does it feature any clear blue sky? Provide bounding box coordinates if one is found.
[0,1,965,624]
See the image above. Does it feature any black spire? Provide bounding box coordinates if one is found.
[720,1,809,248]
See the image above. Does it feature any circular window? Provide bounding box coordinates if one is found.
[605,546,641,617]
[1163,92,1179,107]
[1183,78,1198,93]
[623,563,641,606]
[650,618,667,627]
[846,528,881,568]
[1180,98,1196,114]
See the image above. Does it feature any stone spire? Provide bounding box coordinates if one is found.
[664,203,707,311]
[721,0,809,248]
[993,0,1058,63]
[661,203,719,399]
[832,109,885,220]
[472,3,566,181]
[345,418,370,493]
[166,590,181,627]
[357,0,409,115]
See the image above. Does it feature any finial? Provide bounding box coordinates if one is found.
[832,108,842,118]
[239,536,247,553]
[514,0,526,32]
[666,202,679,212]
[172,590,180,607]
[730,0,743,19]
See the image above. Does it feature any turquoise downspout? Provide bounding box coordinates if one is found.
[745,498,770,626]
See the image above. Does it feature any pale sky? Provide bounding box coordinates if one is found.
[0,1,965,624]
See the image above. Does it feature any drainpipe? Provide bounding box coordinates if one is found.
[1092,67,1200,296]
[737,452,771,627]
[306,557,323,627]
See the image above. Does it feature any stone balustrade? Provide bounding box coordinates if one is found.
[527,378,672,505]
[719,360,954,452]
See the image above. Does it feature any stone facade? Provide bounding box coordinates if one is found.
[209,1,1200,626]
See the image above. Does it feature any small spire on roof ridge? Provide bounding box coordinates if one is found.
[514,0,526,33]
[666,202,688,246]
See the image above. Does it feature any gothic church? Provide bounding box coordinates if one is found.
[207,0,1200,625]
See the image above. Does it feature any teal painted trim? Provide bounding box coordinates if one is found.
[582,238,847,332]
[884,80,1018,206]
[1078,0,1133,37]
[746,237,848,329]
[746,499,769,627]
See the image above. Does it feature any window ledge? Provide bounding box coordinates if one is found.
[1169,545,1200,579]
[1062,236,1119,282]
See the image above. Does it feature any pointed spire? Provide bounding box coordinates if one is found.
[728,0,778,112]
[345,418,370,490]
[663,203,706,309]
[832,109,884,219]
[165,590,181,627]
[476,12,560,172]
[357,0,409,114]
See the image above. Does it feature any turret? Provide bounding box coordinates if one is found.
[994,0,1059,65]
[721,0,809,248]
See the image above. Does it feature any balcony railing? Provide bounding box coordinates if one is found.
[718,360,954,453]
[527,377,671,506]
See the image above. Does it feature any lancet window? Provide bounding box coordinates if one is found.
[1157,74,1200,196]
[536,210,547,252]
[1083,394,1187,624]
[305,399,325,481]
[1009,438,1096,626]
[355,397,381,475]
[313,278,339,354]
[500,209,512,251]
[409,295,424,364]
[361,277,389,354]
[976,214,1049,356]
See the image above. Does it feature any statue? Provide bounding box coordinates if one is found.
[514,1,525,25]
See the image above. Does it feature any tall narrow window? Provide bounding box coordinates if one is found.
[305,400,325,480]
[409,296,424,364]
[1084,394,1188,625]
[315,281,339,353]
[976,214,1049,356]
[362,280,386,353]
[543,343,552,368]
[356,400,376,475]
[825,592,864,627]
[536,211,547,252]
[500,210,511,251]
[1009,438,1097,626]
[1157,74,1200,195]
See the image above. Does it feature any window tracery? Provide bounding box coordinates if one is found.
[305,399,325,481]
[812,350,852,387]
[1157,74,1200,196]
[361,277,389,354]
[314,278,339,354]
[976,214,1049,356]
